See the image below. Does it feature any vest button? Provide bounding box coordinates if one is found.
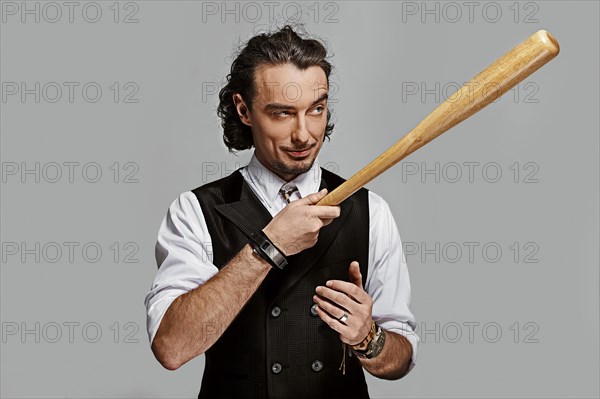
[271,306,281,318]
[311,360,323,372]
[310,303,318,317]
[271,362,282,374]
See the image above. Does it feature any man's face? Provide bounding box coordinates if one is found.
[233,63,329,182]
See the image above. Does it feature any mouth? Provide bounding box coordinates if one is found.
[286,147,312,158]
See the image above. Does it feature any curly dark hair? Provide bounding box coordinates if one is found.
[217,25,335,152]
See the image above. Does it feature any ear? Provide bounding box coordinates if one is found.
[233,93,252,126]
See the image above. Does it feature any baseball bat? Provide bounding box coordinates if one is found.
[316,30,559,206]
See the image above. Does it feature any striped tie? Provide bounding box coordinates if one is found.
[279,184,298,204]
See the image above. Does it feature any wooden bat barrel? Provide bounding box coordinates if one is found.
[316,30,559,206]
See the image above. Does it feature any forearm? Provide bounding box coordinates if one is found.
[151,243,271,370]
[358,330,413,380]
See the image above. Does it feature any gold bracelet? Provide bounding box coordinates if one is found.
[352,325,386,360]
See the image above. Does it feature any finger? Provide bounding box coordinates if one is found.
[312,294,349,323]
[312,205,341,219]
[317,283,363,308]
[348,261,363,290]
[321,217,335,227]
[322,280,365,304]
[298,188,328,205]
[314,303,350,337]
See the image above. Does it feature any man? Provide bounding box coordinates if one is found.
[144,25,418,398]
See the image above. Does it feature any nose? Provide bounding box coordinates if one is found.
[291,113,310,145]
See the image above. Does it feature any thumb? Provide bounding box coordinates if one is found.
[301,188,328,205]
[349,261,363,289]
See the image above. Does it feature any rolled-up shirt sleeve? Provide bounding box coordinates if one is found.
[143,191,218,346]
[366,191,419,374]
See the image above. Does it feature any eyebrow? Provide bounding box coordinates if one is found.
[264,92,328,111]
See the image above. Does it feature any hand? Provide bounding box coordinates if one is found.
[262,188,340,256]
[312,261,374,346]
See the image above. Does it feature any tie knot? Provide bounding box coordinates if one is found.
[279,183,298,204]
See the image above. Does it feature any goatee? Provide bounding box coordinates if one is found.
[270,159,314,179]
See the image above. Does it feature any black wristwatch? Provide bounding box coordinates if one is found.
[248,231,288,270]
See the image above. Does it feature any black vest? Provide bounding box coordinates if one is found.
[192,167,371,399]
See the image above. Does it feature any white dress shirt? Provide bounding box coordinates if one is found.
[145,153,419,372]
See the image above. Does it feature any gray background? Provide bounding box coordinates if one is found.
[1,1,598,398]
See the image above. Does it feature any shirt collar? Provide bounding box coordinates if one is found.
[243,152,322,204]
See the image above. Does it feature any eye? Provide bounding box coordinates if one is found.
[311,105,325,114]
[273,110,291,117]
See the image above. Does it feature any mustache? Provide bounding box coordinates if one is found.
[285,143,315,152]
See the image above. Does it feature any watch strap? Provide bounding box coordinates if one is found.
[351,323,386,359]
[249,231,288,270]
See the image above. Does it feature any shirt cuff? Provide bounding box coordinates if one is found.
[145,289,187,345]
[384,323,419,375]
